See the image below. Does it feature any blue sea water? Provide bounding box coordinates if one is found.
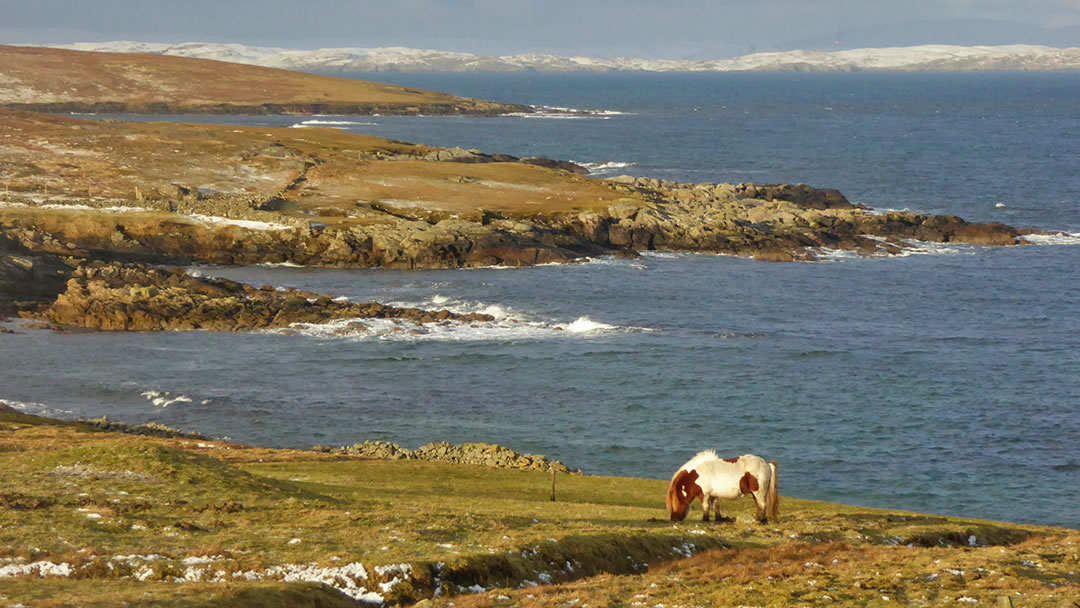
[2,73,1078,528]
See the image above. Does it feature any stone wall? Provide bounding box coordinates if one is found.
[316,440,581,474]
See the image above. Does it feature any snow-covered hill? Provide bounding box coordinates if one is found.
[52,41,1080,73]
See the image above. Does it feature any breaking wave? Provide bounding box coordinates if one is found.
[141,391,200,408]
[1020,231,1080,246]
[290,119,378,128]
[0,398,73,417]
[273,294,650,342]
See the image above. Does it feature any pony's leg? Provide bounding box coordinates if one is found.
[702,496,712,522]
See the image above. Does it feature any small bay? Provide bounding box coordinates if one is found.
[3,72,1078,528]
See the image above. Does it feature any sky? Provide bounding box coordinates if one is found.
[2,0,1079,58]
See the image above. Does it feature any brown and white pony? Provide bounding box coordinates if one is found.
[666,450,779,523]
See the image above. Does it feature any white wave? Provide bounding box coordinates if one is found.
[291,119,377,128]
[536,105,631,116]
[277,310,634,342]
[860,206,914,216]
[386,295,520,322]
[502,105,626,120]
[576,161,636,176]
[815,239,977,261]
[141,390,193,408]
[639,251,690,260]
[299,119,377,126]
[563,317,617,333]
[814,248,867,262]
[258,261,306,268]
[1020,231,1080,246]
[0,398,74,417]
[503,112,602,120]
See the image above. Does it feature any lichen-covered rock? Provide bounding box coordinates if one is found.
[2,179,1032,272]
[21,261,495,331]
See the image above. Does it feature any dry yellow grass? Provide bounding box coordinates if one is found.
[0,109,638,224]
[0,45,522,114]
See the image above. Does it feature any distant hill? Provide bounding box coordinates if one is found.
[49,40,1080,73]
[0,45,525,114]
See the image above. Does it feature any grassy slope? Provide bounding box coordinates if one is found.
[1,408,1076,607]
[0,108,632,223]
[0,46,520,114]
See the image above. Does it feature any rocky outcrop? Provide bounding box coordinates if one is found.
[79,416,207,439]
[366,147,586,173]
[0,233,73,319]
[22,261,494,331]
[2,179,1031,273]
[549,178,1027,262]
[317,440,580,474]
[1,209,609,269]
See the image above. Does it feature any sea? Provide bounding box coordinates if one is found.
[2,72,1079,529]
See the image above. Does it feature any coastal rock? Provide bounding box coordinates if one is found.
[21,261,495,331]
[1,179,1027,272]
[0,233,73,319]
[518,157,590,175]
[544,179,1025,261]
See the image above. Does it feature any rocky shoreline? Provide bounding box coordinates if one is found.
[2,100,532,117]
[0,176,1036,328]
[1,179,1030,270]
[14,260,494,331]
[0,108,1044,329]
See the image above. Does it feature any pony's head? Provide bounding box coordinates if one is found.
[666,468,703,521]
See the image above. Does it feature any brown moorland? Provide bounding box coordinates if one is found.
[0,108,620,218]
[0,45,526,115]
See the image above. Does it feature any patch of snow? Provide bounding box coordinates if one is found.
[43,41,1080,74]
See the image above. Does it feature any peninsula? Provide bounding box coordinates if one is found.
[0,45,527,115]
[0,104,1033,326]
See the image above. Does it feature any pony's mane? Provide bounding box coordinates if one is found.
[671,449,721,481]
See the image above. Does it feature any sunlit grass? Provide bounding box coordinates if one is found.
[1,408,1075,607]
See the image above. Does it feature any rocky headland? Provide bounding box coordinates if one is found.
[0,107,1038,327]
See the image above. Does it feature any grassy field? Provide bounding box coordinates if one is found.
[0,46,522,115]
[1,406,1076,607]
[0,108,631,224]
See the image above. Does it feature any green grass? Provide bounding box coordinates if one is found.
[1,408,1075,607]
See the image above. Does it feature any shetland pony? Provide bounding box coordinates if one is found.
[666,451,779,523]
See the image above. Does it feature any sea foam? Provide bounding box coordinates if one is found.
[276,293,629,343]
[291,119,378,128]
[1021,232,1080,246]
[141,391,195,408]
[0,398,74,417]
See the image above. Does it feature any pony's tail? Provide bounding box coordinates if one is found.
[765,461,780,522]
